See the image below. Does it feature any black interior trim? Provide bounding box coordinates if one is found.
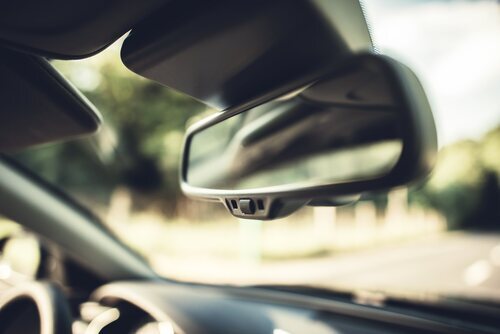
[0,46,101,151]
[0,0,170,59]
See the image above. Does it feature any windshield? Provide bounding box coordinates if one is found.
[9,0,500,304]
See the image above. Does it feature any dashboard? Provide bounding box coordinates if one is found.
[74,281,479,334]
[1,279,495,333]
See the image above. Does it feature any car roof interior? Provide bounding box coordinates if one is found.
[0,0,169,59]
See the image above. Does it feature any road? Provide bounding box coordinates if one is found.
[156,232,500,302]
[307,232,500,301]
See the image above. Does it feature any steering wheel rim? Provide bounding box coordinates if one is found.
[0,282,72,334]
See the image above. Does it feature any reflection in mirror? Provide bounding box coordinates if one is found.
[187,61,404,191]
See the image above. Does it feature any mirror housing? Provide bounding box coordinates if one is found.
[180,54,437,220]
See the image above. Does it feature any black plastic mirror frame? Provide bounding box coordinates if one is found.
[180,54,437,220]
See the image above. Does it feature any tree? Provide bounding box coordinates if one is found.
[16,42,209,215]
[411,127,500,229]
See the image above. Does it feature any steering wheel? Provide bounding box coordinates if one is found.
[0,282,72,334]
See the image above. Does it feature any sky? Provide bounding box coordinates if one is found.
[362,0,500,146]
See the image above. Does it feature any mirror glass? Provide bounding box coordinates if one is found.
[186,61,404,191]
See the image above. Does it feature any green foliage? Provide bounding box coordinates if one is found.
[15,44,208,212]
[411,127,500,229]
[84,61,205,194]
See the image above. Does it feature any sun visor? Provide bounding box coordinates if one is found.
[121,0,373,110]
[0,47,101,152]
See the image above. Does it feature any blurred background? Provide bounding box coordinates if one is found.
[2,0,500,301]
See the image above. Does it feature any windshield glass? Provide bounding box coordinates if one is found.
[9,0,500,303]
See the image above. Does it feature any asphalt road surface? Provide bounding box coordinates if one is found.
[157,232,500,302]
[306,232,500,301]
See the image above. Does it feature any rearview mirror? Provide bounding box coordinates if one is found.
[181,54,437,220]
